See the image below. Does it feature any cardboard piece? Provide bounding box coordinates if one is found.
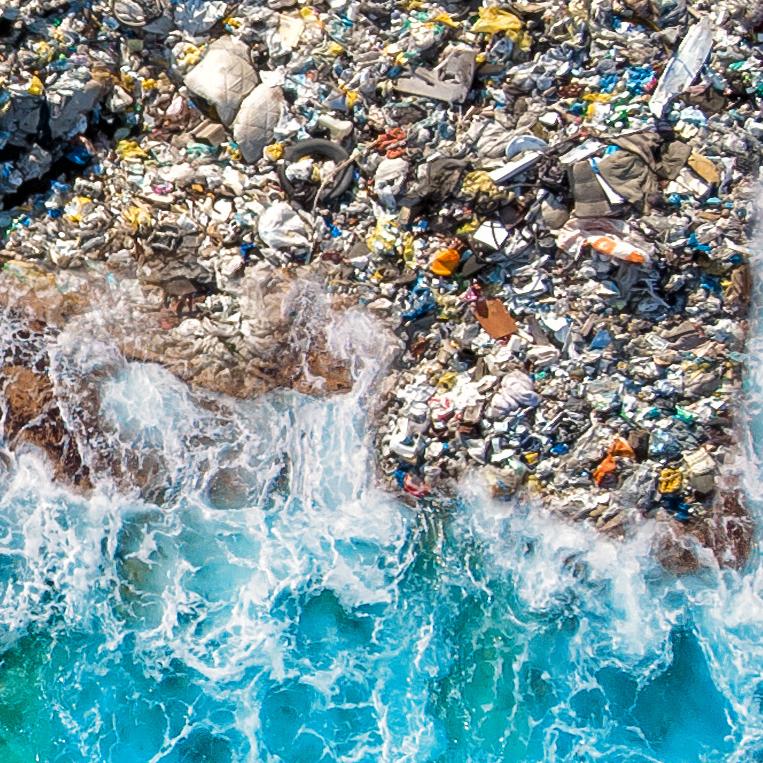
[687,152,720,184]
[474,299,517,339]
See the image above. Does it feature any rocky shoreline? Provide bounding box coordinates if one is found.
[0,0,760,572]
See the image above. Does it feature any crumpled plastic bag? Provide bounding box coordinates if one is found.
[657,467,683,494]
[609,436,636,459]
[174,0,227,35]
[465,117,513,159]
[650,18,713,118]
[556,218,654,265]
[285,158,316,183]
[123,204,152,230]
[257,201,311,253]
[612,463,657,512]
[461,170,502,198]
[115,139,148,161]
[375,157,409,208]
[485,371,540,418]
[593,453,617,486]
[593,436,636,486]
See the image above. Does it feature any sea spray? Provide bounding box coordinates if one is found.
[0,296,755,760]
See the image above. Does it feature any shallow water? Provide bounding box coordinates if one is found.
[0,288,760,763]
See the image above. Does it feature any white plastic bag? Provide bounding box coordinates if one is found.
[258,202,311,252]
[650,17,713,118]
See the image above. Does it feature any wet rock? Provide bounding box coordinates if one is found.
[0,364,91,488]
[206,467,252,510]
[654,483,754,573]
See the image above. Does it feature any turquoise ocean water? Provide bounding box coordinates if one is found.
[0,282,760,763]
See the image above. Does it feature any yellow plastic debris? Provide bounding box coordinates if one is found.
[177,44,203,67]
[123,205,152,230]
[456,219,479,235]
[430,248,461,277]
[401,233,416,267]
[64,196,93,224]
[583,92,612,103]
[366,218,415,266]
[657,468,683,494]
[225,144,242,161]
[116,140,148,161]
[264,143,284,161]
[33,41,54,64]
[526,474,542,492]
[436,371,458,390]
[432,11,459,28]
[344,89,359,108]
[119,72,135,90]
[27,75,44,96]
[461,170,501,198]
[471,8,531,50]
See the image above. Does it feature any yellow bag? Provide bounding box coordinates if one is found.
[123,204,152,230]
[64,196,93,224]
[264,143,284,161]
[436,371,458,390]
[27,75,44,96]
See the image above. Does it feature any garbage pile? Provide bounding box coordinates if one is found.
[0,0,760,564]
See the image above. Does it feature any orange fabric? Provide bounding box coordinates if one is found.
[593,454,617,486]
[431,248,461,276]
[609,436,635,459]
[592,437,636,487]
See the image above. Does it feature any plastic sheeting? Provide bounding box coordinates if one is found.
[233,85,285,164]
[184,38,258,127]
[650,17,714,118]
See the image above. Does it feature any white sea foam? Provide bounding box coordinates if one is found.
[0,251,759,761]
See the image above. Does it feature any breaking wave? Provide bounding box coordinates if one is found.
[0,279,759,761]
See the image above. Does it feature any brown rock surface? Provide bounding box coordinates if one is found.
[0,259,353,493]
[0,364,91,488]
[653,484,754,574]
